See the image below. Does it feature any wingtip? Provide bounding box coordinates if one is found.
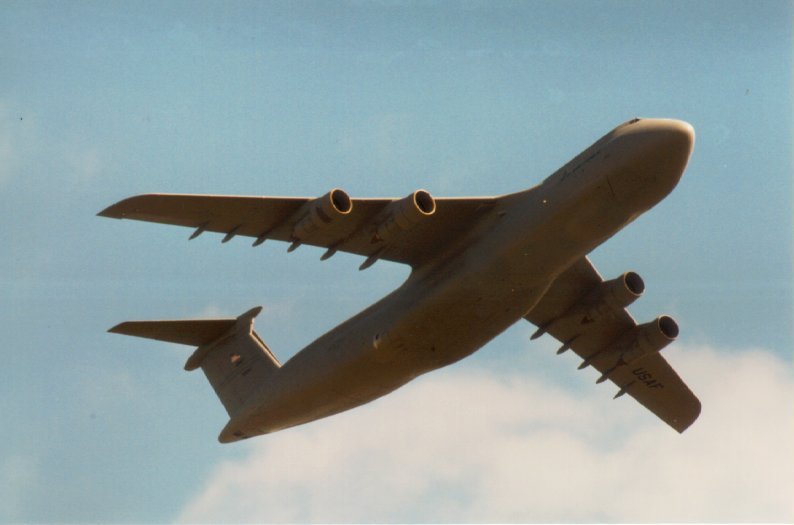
[107,322,128,334]
[97,197,135,219]
[674,398,702,434]
[242,305,264,319]
[97,194,155,219]
[97,205,121,218]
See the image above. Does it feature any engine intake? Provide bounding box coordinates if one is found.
[623,271,645,296]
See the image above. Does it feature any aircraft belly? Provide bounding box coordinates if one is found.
[239,260,557,437]
[237,163,647,437]
[106,118,696,443]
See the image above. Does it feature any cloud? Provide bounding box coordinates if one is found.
[176,344,794,523]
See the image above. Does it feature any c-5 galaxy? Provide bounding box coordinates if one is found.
[100,118,700,443]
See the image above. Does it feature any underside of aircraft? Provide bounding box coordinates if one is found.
[100,117,700,443]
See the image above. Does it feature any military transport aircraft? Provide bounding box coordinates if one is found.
[100,117,700,443]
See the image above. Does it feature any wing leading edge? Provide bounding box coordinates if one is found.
[98,191,496,269]
[525,257,700,433]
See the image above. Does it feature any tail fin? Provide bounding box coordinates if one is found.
[109,306,280,418]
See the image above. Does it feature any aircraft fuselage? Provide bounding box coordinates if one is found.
[220,118,694,442]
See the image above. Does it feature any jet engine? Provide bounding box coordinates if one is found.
[532,271,645,341]
[618,315,679,364]
[291,188,353,242]
[592,315,679,383]
[372,190,436,243]
[579,271,645,324]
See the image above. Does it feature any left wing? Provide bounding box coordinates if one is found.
[524,257,700,432]
[98,190,496,269]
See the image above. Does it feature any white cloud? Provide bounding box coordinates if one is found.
[176,344,794,523]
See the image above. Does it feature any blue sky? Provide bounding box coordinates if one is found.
[1,1,792,522]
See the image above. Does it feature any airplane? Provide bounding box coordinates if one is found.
[99,117,701,443]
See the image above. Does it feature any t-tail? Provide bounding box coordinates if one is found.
[108,306,279,440]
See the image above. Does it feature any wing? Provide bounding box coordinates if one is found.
[98,192,497,268]
[524,257,701,433]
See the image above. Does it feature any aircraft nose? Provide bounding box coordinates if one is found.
[647,118,695,166]
[642,119,694,192]
[606,118,695,206]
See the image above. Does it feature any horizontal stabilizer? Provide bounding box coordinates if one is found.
[109,317,240,347]
[109,306,279,421]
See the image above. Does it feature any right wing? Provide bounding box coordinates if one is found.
[98,191,497,268]
[524,257,701,433]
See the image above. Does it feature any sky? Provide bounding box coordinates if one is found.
[1,0,792,523]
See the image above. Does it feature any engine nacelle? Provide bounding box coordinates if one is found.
[531,271,645,341]
[372,189,436,243]
[291,188,353,240]
[619,315,679,364]
[579,271,645,324]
